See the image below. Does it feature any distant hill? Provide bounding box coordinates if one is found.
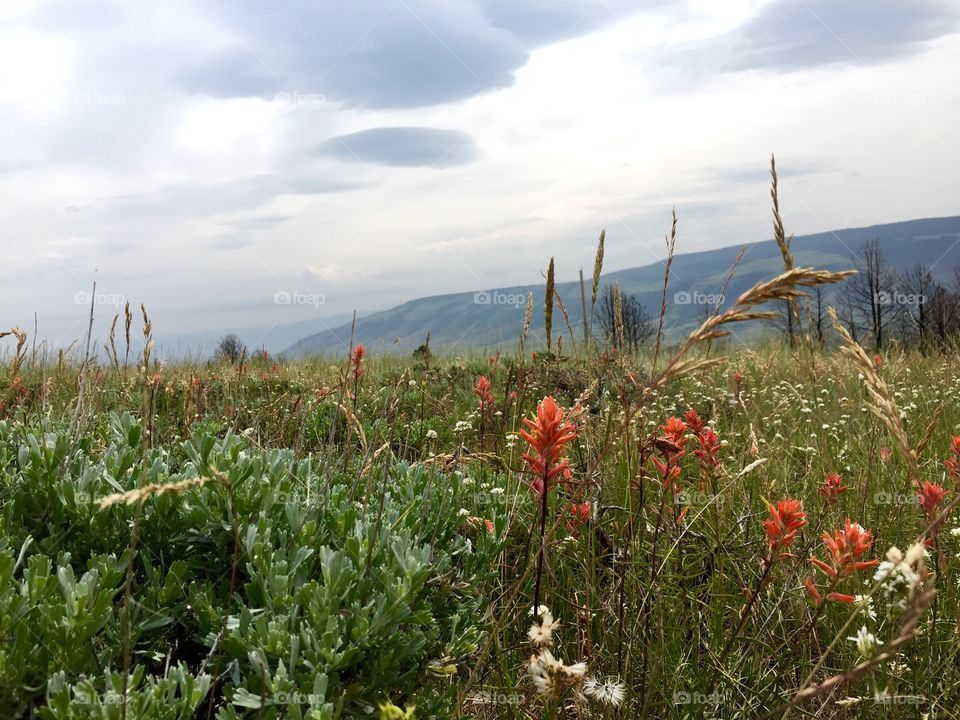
[283,217,960,357]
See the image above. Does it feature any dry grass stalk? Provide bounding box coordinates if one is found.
[652,208,678,374]
[770,155,794,271]
[97,475,218,509]
[773,585,936,717]
[612,282,625,352]
[338,402,368,452]
[544,257,555,352]
[579,268,589,346]
[520,292,533,358]
[1,327,28,379]
[108,314,121,379]
[771,154,803,343]
[123,301,133,370]
[828,307,918,485]
[553,287,578,358]
[914,401,945,458]
[590,229,605,309]
[645,268,853,394]
[715,244,748,316]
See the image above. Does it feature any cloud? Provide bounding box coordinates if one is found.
[716,0,959,72]
[478,0,652,44]
[701,158,831,185]
[206,233,256,251]
[316,126,476,167]
[179,1,645,108]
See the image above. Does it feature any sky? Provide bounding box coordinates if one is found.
[2,0,960,350]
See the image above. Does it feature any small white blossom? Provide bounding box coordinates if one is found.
[847,625,881,659]
[854,595,877,621]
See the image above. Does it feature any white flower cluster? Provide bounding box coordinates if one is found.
[847,625,881,659]
[525,607,624,708]
[873,543,926,609]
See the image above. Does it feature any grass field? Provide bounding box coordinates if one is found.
[2,289,959,719]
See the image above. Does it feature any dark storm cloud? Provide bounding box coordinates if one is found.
[179,1,646,108]
[719,0,959,72]
[316,127,476,168]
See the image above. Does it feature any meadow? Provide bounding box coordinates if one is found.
[2,280,959,719]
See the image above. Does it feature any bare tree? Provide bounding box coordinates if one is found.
[900,264,934,350]
[927,284,958,347]
[843,239,898,351]
[594,284,654,353]
[811,287,826,346]
[215,334,246,364]
[836,291,860,345]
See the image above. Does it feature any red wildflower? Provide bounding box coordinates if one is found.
[917,481,946,518]
[484,519,494,535]
[474,375,494,411]
[661,417,689,448]
[818,473,849,503]
[520,396,577,496]
[763,498,807,553]
[685,409,706,435]
[568,502,590,536]
[693,428,722,470]
[879,447,892,463]
[351,344,365,380]
[945,436,960,482]
[811,519,878,580]
[650,417,689,494]
[651,456,682,493]
[872,354,883,369]
[733,371,744,386]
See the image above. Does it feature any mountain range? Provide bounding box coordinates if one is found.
[281,216,960,357]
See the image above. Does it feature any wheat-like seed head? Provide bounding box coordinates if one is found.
[523,293,534,339]
[591,229,604,308]
[98,475,218,509]
[770,154,793,270]
[644,268,853,393]
[544,258,555,352]
[828,306,918,484]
